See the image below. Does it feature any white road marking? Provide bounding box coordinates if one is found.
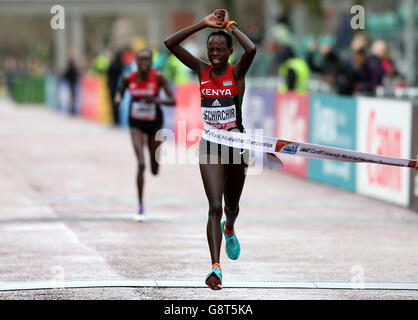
[1,279,418,291]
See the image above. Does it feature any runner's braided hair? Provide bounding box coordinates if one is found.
[207,30,233,49]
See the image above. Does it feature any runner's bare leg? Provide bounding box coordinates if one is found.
[130,128,146,209]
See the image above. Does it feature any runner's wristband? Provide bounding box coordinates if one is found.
[226,21,237,32]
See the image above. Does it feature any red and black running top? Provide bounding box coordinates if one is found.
[128,69,159,99]
[127,69,160,121]
[200,64,244,132]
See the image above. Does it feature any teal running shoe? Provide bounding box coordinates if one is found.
[205,264,222,290]
[221,220,240,260]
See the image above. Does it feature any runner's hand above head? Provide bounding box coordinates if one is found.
[203,10,225,29]
[214,9,229,28]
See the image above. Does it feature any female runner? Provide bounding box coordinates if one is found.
[164,9,256,289]
[115,49,176,216]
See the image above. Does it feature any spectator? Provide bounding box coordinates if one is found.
[307,43,354,95]
[4,56,18,96]
[334,33,385,96]
[371,40,407,90]
[350,32,371,54]
[277,45,310,94]
[249,39,280,77]
[63,52,80,116]
[350,47,371,93]
[107,49,123,126]
[351,46,385,95]
[362,51,385,94]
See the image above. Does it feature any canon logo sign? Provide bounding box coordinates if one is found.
[366,110,402,191]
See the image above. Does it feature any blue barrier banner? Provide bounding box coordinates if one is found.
[57,80,71,113]
[119,90,131,128]
[58,79,80,114]
[45,75,57,109]
[308,94,357,191]
[242,85,275,136]
[242,85,276,166]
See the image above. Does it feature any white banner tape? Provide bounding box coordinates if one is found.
[202,126,417,169]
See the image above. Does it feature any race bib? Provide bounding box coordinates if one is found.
[201,105,237,130]
[131,101,157,121]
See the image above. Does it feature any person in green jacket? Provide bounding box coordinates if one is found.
[163,53,192,85]
[278,46,310,94]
